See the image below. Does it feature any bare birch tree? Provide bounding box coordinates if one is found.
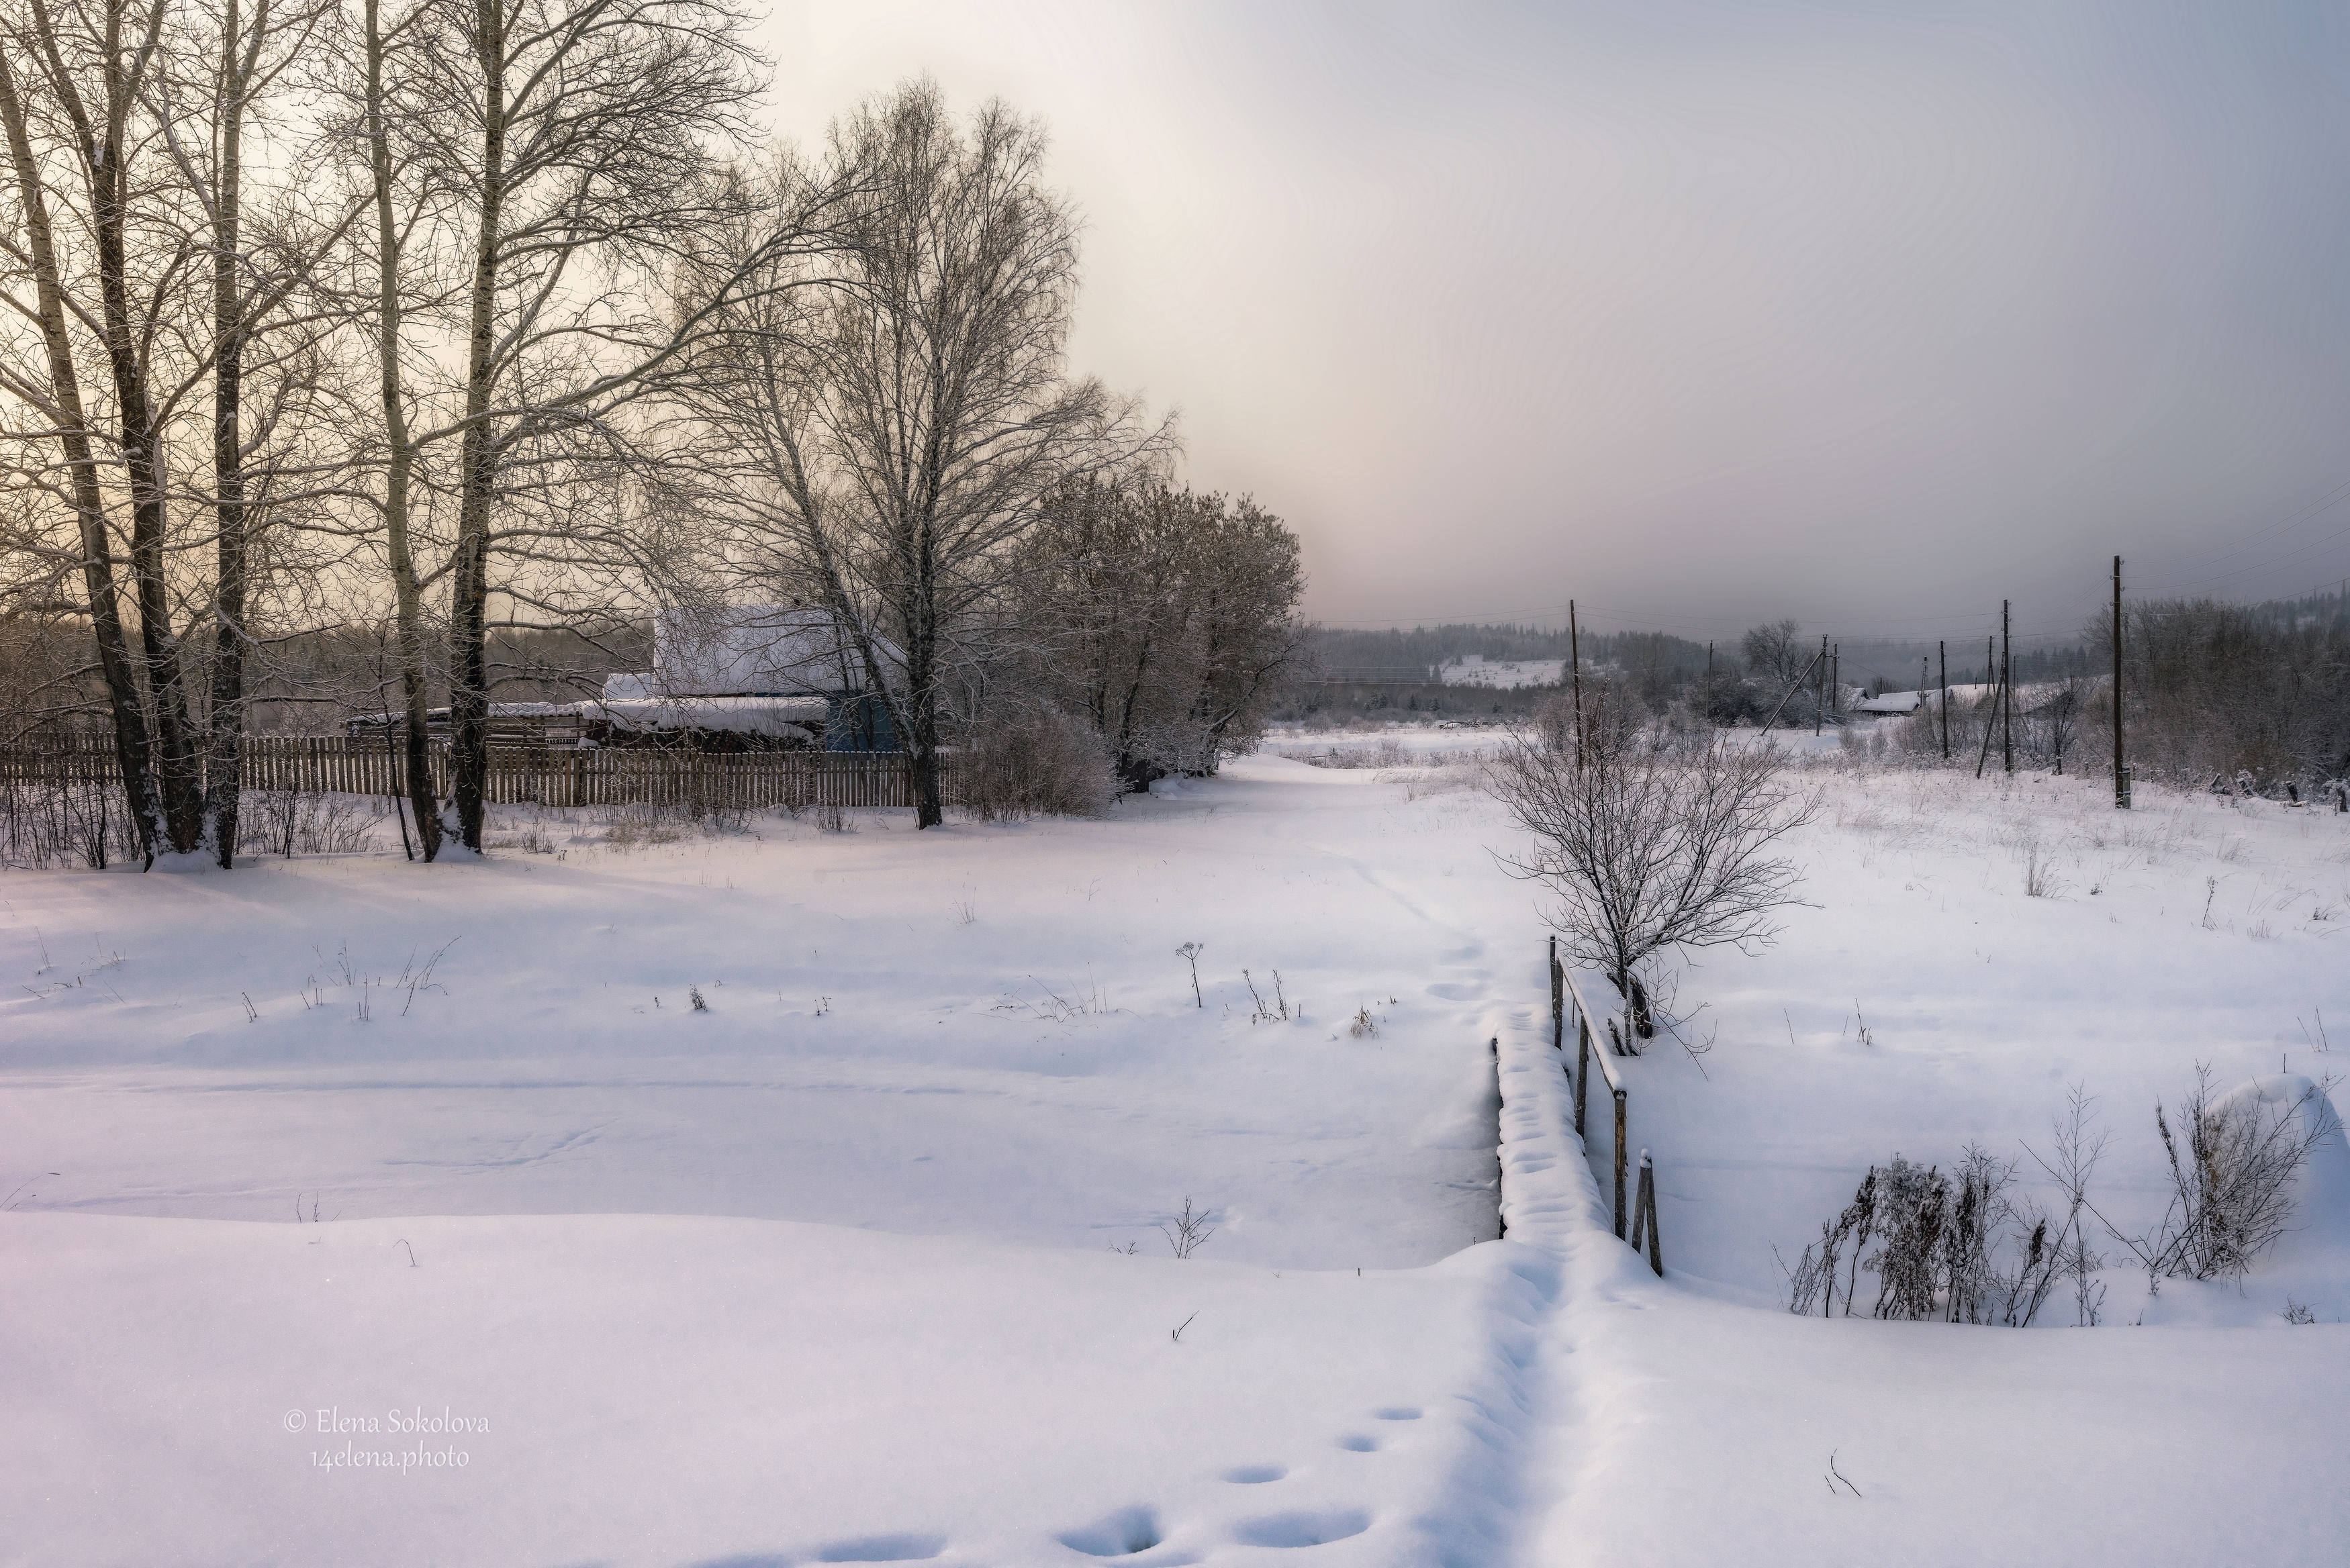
[672,80,1156,828]
[1,0,355,864]
[156,0,361,863]
[0,0,193,857]
[343,0,795,854]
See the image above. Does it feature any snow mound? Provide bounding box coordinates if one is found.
[2212,1074,2350,1270]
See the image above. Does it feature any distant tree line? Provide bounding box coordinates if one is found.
[1296,584,2350,787]
[2069,597,2345,787]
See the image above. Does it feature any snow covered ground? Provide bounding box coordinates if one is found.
[3,749,2346,1565]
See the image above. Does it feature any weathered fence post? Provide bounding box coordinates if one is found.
[1491,1036,1505,1240]
[1629,1150,1662,1276]
[1574,1014,1590,1136]
[1613,1087,1629,1239]
[1550,934,1562,1050]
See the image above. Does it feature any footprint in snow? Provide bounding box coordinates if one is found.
[1222,1465,1286,1483]
[1230,1510,1372,1549]
[1056,1504,1164,1557]
[807,1535,945,1563]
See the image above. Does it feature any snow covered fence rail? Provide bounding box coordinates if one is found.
[0,736,959,810]
[1548,935,1663,1274]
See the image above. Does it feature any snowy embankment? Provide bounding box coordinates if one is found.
[4,753,2347,1564]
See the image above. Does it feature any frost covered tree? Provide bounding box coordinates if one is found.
[1008,475,1305,791]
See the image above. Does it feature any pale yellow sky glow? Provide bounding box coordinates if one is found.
[757,2,2350,644]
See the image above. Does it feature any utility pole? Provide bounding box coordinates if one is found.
[1569,599,1585,768]
[1831,643,1840,721]
[2001,599,2013,774]
[1816,635,1828,735]
[2113,556,2129,809]
[1938,640,1948,759]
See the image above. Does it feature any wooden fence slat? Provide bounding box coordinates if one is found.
[2,738,953,809]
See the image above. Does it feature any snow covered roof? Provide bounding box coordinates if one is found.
[1852,691,1925,715]
[632,606,903,698]
[590,695,827,740]
[346,703,595,728]
[344,695,829,742]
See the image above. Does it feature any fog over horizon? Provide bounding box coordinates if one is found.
[758,1,2350,649]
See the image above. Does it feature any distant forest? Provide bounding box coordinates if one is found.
[1301,583,2350,693]
[1301,621,2047,691]
[1291,583,2350,781]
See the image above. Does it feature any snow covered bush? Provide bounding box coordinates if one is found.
[1783,1148,2070,1326]
[1487,690,1815,1040]
[2122,1069,2340,1283]
[1006,477,1307,791]
[1789,1071,2340,1325]
[959,708,1117,820]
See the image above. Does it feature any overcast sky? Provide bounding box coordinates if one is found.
[757,1,2350,649]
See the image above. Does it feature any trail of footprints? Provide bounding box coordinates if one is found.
[1054,1404,1421,1560]
[729,1405,1425,1565]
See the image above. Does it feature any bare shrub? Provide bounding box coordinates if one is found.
[1869,1157,1950,1320]
[2023,842,2063,898]
[236,791,374,857]
[1487,694,1816,1041]
[1784,1149,2069,1326]
[2115,1068,2340,1283]
[960,709,1117,821]
[602,805,687,850]
[2022,1085,2110,1326]
[0,777,139,869]
[1159,1197,1214,1259]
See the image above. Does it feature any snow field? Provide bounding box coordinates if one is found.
[1590,760,2350,1323]
[1495,1018,2350,1568]
[5,1210,1549,1566]
[3,748,2347,1564]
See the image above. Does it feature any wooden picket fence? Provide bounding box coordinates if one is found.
[1550,934,1664,1275]
[0,734,957,811]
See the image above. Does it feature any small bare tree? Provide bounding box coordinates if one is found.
[1487,691,1815,1041]
[1158,1196,1213,1259]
